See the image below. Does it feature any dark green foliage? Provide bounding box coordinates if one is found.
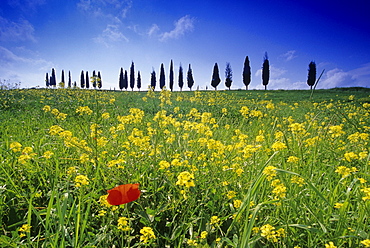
[119,68,124,90]
[61,70,65,86]
[137,71,141,91]
[187,64,194,90]
[85,71,89,89]
[169,60,174,91]
[307,61,316,89]
[243,56,251,90]
[130,62,135,90]
[151,69,156,89]
[211,63,221,90]
[178,64,184,91]
[225,62,232,90]
[80,70,85,88]
[51,68,56,87]
[97,71,102,89]
[45,73,49,87]
[124,70,128,90]
[159,63,165,89]
[262,52,269,90]
[68,71,72,88]
[92,70,97,88]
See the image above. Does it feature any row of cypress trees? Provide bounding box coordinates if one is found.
[45,69,102,89]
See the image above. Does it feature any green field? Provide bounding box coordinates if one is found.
[1,88,370,247]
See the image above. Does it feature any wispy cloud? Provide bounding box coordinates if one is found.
[148,24,160,37]
[93,24,129,47]
[0,16,36,42]
[77,0,132,20]
[160,15,195,41]
[281,50,297,61]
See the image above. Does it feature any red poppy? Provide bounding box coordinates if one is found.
[107,183,140,205]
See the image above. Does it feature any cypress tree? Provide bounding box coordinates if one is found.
[45,73,49,87]
[150,69,156,90]
[169,60,174,91]
[51,68,56,87]
[159,63,165,89]
[262,52,270,90]
[85,71,89,89]
[68,71,72,88]
[137,71,141,91]
[225,62,232,90]
[243,56,251,90]
[119,68,124,90]
[130,62,135,90]
[124,70,128,90]
[211,63,221,90]
[80,70,85,88]
[61,70,65,87]
[92,70,96,88]
[178,64,184,91]
[307,61,316,90]
[187,64,194,90]
[97,71,102,89]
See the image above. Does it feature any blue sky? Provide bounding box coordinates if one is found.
[1,0,369,90]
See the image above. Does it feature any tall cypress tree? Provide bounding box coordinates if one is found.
[45,73,49,87]
[119,68,124,90]
[169,60,174,91]
[124,70,128,90]
[68,71,72,88]
[97,71,102,89]
[137,71,141,91]
[159,63,165,89]
[85,71,89,89]
[187,64,194,90]
[61,70,65,87]
[130,62,135,90]
[92,70,96,88]
[80,70,85,88]
[51,68,56,87]
[262,52,270,90]
[225,63,232,90]
[211,63,221,90]
[307,61,316,90]
[151,69,156,90]
[178,64,184,91]
[243,56,251,90]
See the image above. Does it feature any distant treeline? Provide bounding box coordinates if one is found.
[45,53,318,91]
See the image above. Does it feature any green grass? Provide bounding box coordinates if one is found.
[0,87,369,247]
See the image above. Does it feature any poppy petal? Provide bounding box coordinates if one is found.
[107,183,140,205]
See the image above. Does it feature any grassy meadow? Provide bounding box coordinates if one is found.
[0,87,370,247]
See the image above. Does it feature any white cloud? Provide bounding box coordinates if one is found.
[77,0,132,20]
[281,50,297,61]
[0,16,36,42]
[93,24,128,46]
[160,15,195,41]
[0,46,54,87]
[148,24,160,37]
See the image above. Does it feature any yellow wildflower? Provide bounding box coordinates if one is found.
[74,175,89,187]
[139,227,156,243]
[10,142,22,152]
[287,156,299,163]
[210,216,220,225]
[176,171,195,188]
[43,151,54,159]
[200,231,208,239]
[291,176,305,186]
[361,187,370,201]
[226,191,237,199]
[101,112,110,119]
[233,199,242,209]
[325,242,337,248]
[117,217,130,231]
[18,224,31,238]
[159,160,170,170]
[361,239,370,247]
[334,203,344,209]
[271,141,287,151]
[42,105,51,112]
[187,239,198,246]
[263,166,277,181]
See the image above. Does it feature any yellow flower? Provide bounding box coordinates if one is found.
[226,191,237,199]
[291,175,305,186]
[176,171,195,188]
[328,125,345,138]
[42,105,51,112]
[335,166,357,178]
[10,142,22,152]
[361,239,370,247]
[139,227,156,243]
[236,168,244,176]
[325,241,337,248]
[200,231,208,239]
[159,160,170,170]
[233,199,242,209]
[344,152,359,162]
[271,141,287,151]
[18,224,31,238]
[287,156,299,163]
[361,187,370,201]
[210,216,220,225]
[187,239,198,246]
[101,112,110,119]
[117,217,130,231]
[43,151,54,159]
[76,106,93,115]
[21,147,32,155]
[334,202,344,209]
[74,175,89,187]
[263,166,277,181]
[79,153,90,163]
[18,154,32,164]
